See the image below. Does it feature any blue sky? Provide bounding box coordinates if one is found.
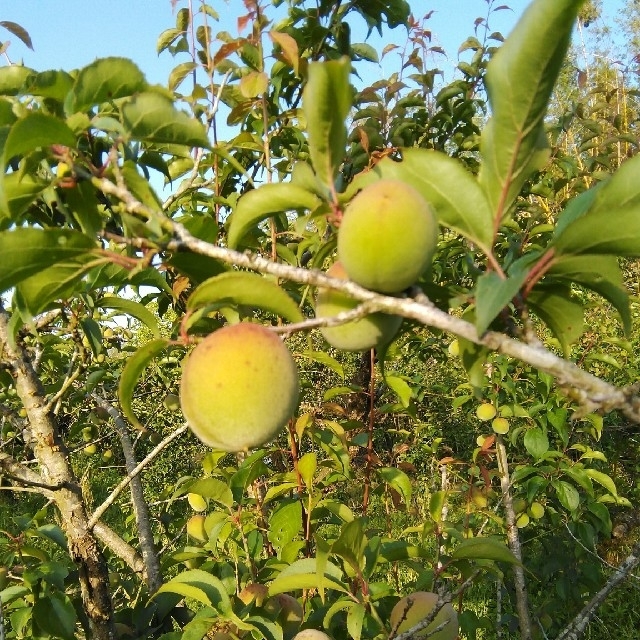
[1,1,627,89]
[1,1,531,85]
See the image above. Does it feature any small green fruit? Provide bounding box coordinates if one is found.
[390,591,458,640]
[338,179,438,293]
[180,323,299,452]
[186,515,207,542]
[18,407,27,418]
[102,449,113,462]
[5,431,16,439]
[187,493,207,512]
[0,566,8,590]
[239,582,269,606]
[516,512,530,528]
[529,501,545,519]
[470,487,488,509]
[164,393,180,412]
[103,327,115,339]
[265,594,304,636]
[476,403,497,421]
[512,497,527,514]
[82,426,94,442]
[492,417,510,434]
[83,444,98,456]
[292,631,332,640]
[316,261,402,351]
[447,340,460,357]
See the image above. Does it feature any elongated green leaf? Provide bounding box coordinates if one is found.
[22,69,74,102]
[377,467,412,505]
[585,469,618,497]
[0,21,34,50]
[122,92,210,148]
[188,478,233,508]
[268,558,346,596]
[527,285,584,356]
[0,228,96,292]
[268,500,302,551]
[366,149,495,253]
[479,0,581,218]
[3,113,76,167]
[155,569,231,613]
[97,295,160,338]
[451,537,520,564]
[298,452,317,488]
[553,205,640,257]
[385,375,412,408]
[347,603,366,640]
[187,271,303,323]
[300,350,344,378]
[303,57,352,191]
[549,254,630,334]
[475,270,528,335]
[118,338,171,431]
[228,182,321,249]
[378,541,431,563]
[332,519,367,572]
[66,57,148,113]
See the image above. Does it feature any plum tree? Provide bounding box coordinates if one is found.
[180,323,300,452]
[337,179,438,293]
[389,591,458,640]
[316,261,402,351]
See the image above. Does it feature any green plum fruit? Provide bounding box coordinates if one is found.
[476,403,497,421]
[492,417,510,434]
[163,393,180,411]
[292,631,332,640]
[186,515,207,542]
[187,492,207,512]
[83,444,97,456]
[316,261,402,351]
[180,323,299,452]
[265,594,304,636]
[390,591,458,640]
[529,501,545,519]
[337,179,438,293]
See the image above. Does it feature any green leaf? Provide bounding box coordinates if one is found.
[33,593,76,640]
[36,524,67,551]
[121,92,210,148]
[66,57,148,113]
[527,285,584,356]
[268,500,302,551]
[332,519,367,573]
[451,537,520,564]
[0,65,33,95]
[187,271,303,323]
[228,182,321,249]
[188,478,233,508]
[0,21,33,50]
[303,57,352,191]
[0,228,96,293]
[22,69,74,102]
[523,427,549,459]
[3,113,75,168]
[155,569,231,613]
[378,541,431,563]
[298,452,317,488]
[553,480,580,512]
[585,469,618,497]
[118,339,171,432]
[300,350,344,378]
[0,173,49,226]
[377,467,412,505]
[549,254,631,335]
[479,0,581,218]
[96,295,160,338]
[347,603,366,640]
[553,205,640,257]
[475,270,528,335]
[268,558,345,596]
[385,375,412,408]
[366,149,495,253]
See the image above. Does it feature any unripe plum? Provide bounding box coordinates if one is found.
[316,262,402,351]
[476,403,497,421]
[264,594,304,636]
[180,323,299,452]
[390,591,458,640]
[186,514,207,542]
[292,631,332,640]
[337,179,438,294]
[187,492,207,512]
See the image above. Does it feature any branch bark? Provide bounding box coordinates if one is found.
[0,307,115,640]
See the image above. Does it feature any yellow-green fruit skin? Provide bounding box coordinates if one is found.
[292,631,332,640]
[187,493,207,512]
[316,262,402,351]
[390,591,458,640]
[338,180,437,294]
[180,323,299,452]
[186,515,207,542]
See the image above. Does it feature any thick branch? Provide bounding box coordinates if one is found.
[93,396,163,594]
[556,541,640,640]
[93,521,145,577]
